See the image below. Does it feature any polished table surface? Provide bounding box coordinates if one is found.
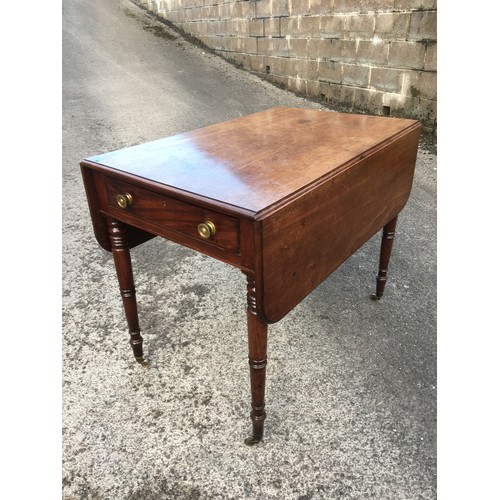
[81,107,421,443]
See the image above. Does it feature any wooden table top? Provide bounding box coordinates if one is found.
[86,107,419,216]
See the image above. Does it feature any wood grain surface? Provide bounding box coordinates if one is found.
[84,107,419,215]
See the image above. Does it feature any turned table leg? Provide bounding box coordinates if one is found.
[371,216,398,300]
[107,219,148,366]
[244,273,268,445]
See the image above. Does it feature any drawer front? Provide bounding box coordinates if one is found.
[105,177,240,253]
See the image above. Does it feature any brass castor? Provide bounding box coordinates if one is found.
[135,356,150,367]
[244,435,262,446]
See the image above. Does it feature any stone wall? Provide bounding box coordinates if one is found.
[135,0,437,134]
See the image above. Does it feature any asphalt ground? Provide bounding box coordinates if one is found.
[60,0,436,498]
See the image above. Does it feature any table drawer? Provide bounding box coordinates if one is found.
[104,177,240,253]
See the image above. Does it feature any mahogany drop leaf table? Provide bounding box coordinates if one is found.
[81,107,421,444]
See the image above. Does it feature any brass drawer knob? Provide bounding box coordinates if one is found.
[116,192,133,208]
[198,220,216,239]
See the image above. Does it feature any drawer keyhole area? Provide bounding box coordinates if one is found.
[198,221,216,239]
[116,192,133,209]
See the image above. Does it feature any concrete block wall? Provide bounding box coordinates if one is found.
[136,0,437,134]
